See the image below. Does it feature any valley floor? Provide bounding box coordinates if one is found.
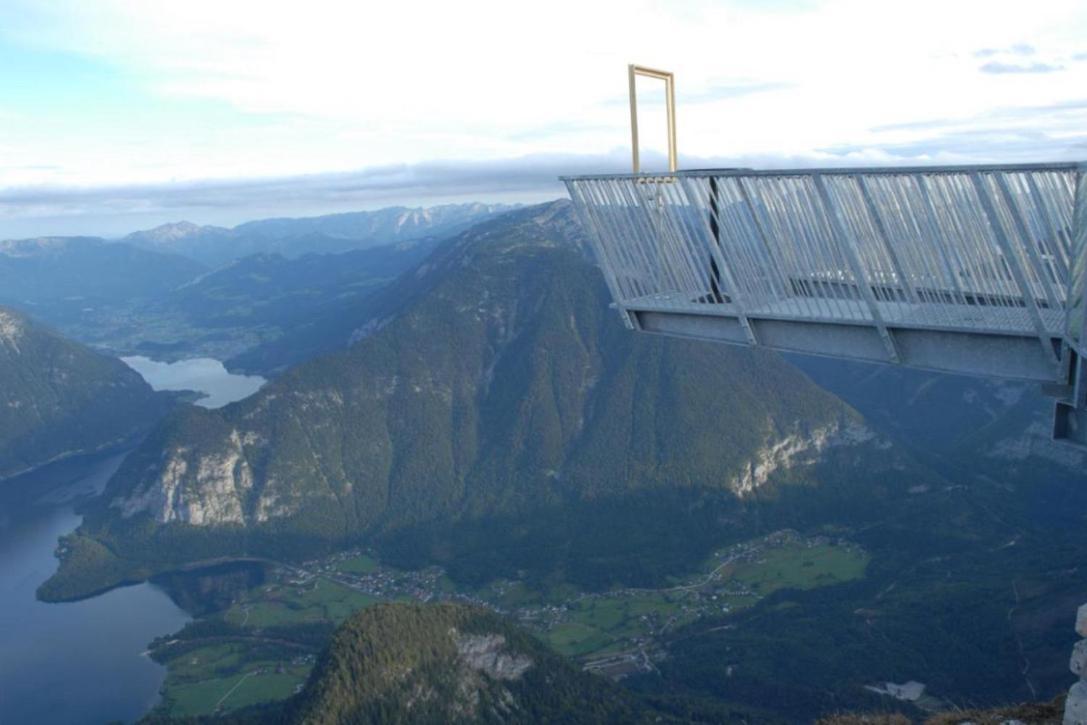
[147,529,869,718]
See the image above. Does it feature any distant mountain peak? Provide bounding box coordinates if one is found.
[127,220,225,242]
[122,202,521,267]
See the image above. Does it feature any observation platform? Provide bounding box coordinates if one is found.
[564,162,1087,442]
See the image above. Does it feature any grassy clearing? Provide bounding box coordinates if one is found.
[224,577,380,628]
[160,577,381,717]
[538,539,869,660]
[158,641,310,718]
[335,553,379,574]
[546,622,615,657]
[731,543,869,595]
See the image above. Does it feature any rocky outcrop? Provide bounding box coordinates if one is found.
[730,420,878,497]
[112,431,256,525]
[454,631,533,681]
[0,309,22,350]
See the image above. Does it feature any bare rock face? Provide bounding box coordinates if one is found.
[0,309,23,351]
[113,430,257,525]
[1071,640,1087,680]
[447,629,534,719]
[1067,681,1087,725]
[730,420,877,497]
[454,632,533,681]
[1064,605,1087,725]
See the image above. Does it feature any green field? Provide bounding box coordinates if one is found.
[335,553,379,574]
[159,576,382,717]
[729,542,870,594]
[543,592,686,656]
[540,538,868,659]
[157,642,311,718]
[224,577,380,628]
[153,534,870,715]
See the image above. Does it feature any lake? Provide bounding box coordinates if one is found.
[0,357,266,723]
[0,455,191,724]
[122,356,266,409]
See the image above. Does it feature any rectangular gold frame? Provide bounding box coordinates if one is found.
[628,64,677,174]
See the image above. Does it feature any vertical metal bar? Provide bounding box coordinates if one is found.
[916,174,968,306]
[665,74,678,173]
[1024,173,1070,283]
[628,65,640,174]
[813,174,900,361]
[736,177,791,304]
[856,175,918,304]
[656,180,714,300]
[1070,167,1087,356]
[993,173,1061,311]
[681,175,758,344]
[708,177,724,303]
[971,172,1060,367]
[566,181,636,329]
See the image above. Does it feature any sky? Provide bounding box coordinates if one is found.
[1,0,1087,238]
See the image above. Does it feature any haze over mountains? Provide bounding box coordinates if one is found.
[0,203,511,364]
[46,202,904,598]
[1,200,1084,723]
[122,203,515,267]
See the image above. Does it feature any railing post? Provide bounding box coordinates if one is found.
[993,173,1062,312]
[679,176,758,345]
[708,177,724,304]
[1024,173,1071,282]
[855,176,919,304]
[971,172,1061,370]
[915,175,969,305]
[813,174,900,362]
[564,180,636,330]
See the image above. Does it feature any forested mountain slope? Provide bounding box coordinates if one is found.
[45,202,913,598]
[0,306,175,480]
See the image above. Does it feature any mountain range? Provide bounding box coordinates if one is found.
[42,201,916,600]
[6,199,1084,721]
[0,204,513,363]
[123,203,516,267]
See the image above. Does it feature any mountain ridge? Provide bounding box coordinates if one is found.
[122,202,518,266]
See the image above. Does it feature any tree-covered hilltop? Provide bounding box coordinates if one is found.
[0,305,176,481]
[44,202,924,599]
[284,603,655,724]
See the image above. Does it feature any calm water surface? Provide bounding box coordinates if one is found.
[122,356,266,408]
[0,455,191,724]
[0,357,264,723]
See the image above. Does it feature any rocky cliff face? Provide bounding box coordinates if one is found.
[0,306,175,480]
[730,420,879,497]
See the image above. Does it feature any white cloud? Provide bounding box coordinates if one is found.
[1,0,1086,233]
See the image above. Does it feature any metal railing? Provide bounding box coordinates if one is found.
[564,164,1087,362]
